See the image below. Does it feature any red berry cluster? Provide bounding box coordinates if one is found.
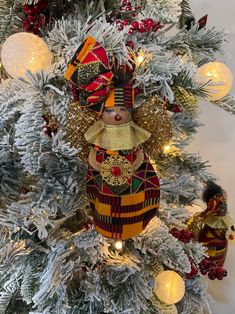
[116,18,163,35]
[170,227,196,244]
[23,0,49,35]
[186,258,198,279]
[42,114,58,137]
[129,19,163,34]
[120,0,141,13]
[199,259,228,280]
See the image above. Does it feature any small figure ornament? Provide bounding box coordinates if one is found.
[188,181,234,279]
[65,36,172,239]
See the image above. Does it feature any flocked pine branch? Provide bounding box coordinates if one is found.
[144,0,183,24]
[164,25,225,65]
[212,95,235,115]
[0,0,22,42]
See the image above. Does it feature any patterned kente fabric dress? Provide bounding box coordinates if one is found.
[86,146,160,240]
[198,194,234,266]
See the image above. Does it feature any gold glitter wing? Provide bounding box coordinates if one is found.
[187,213,205,238]
[133,96,173,159]
[66,102,100,162]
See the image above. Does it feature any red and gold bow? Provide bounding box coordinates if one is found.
[65,36,134,114]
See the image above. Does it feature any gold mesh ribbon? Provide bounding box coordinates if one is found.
[66,102,99,162]
[133,96,173,159]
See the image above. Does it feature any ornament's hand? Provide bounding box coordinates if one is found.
[132,148,144,171]
[88,147,101,172]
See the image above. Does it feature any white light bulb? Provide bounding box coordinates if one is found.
[136,52,145,67]
[154,270,185,305]
[1,32,53,79]
[196,62,233,101]
[114,240,123,250]
[163,144,171,154]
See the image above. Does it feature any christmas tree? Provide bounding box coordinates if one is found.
[0,0,234,313]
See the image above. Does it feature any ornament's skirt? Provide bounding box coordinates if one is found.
[198,226,228,266]
[86,153,160,239]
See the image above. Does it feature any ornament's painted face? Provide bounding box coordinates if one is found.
[101,106,132,125]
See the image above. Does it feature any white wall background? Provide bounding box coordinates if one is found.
[189,1,235,313]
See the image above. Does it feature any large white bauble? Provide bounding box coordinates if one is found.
[196,62,233,101]
[1,32,53,79]
[154,270,185,305]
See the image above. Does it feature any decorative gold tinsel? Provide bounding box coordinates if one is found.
[66,102,99,162]
[133,96,173,160]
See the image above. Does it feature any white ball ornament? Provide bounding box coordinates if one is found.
[196,62,233,101]
[1,32,53,79]
[154,270,185,305]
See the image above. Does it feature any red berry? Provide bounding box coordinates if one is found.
[217,266,225,275]
[34,21,41,29]
[180,229,187,236]
[152,23,159,32]
[208,272,216,280]
[190,231,196,239]
[217,274,224,280]
[23,19,30,28]
[174,230,181,238]
[209,267,216,276]
[127,40,135,49]
[27,14,35,23]
[123,19,129,26]
[209,262,217,270]
[146,18,153,26]
[117,24,124,31]
[23,25,31,32]
[131,21,139,29]
[38,14,45,22]
[36,15,45,27]
[200,259,210,270]
[23,4,31,14]
[128,28,134,35]
[191,267,198,276]
[138,26,145,33]
[181,237,190,243]
[200,269,208,276]
[125,5,132,11]
[186,273,193,279]
[32,4,41,15]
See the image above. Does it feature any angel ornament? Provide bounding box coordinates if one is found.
[65,36,172,239]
